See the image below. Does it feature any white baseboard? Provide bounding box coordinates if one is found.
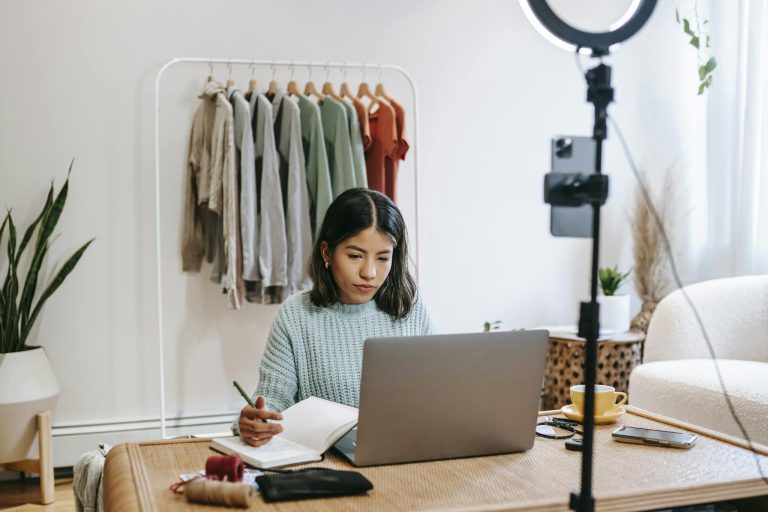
[50,413,237,468]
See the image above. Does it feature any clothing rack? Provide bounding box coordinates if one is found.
[154,57,421,438]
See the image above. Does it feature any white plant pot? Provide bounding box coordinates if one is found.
[597,294,630,333]
[0,346,59,464]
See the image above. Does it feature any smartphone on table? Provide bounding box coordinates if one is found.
[612,426,697,449]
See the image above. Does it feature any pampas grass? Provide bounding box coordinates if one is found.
[630,165,677,332]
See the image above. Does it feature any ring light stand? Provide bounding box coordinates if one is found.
[521,1,657,511]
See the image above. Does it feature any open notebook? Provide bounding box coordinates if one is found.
[212,397,358,468]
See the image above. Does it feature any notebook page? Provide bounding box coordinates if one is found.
[246,436,314,464]
[280,397,358,453]
[212,435,315,467]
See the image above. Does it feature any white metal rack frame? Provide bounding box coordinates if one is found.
[154,58,420,438]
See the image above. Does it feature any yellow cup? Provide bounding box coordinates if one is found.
[570,384,627,416]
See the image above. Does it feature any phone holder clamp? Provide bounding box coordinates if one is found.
[543,173,609,207]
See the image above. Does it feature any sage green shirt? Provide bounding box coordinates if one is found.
[298,95,333,237]
[342,99,368,188]
[319,98,357,198]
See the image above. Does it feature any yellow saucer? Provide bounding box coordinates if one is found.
[561,404,625,424]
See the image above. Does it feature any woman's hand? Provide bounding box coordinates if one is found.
[238,395,284,447]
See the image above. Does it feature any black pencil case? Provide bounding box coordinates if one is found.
[256,468,373,502]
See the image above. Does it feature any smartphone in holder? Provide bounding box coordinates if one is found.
[612,426,697,449]
[550,136,596,238]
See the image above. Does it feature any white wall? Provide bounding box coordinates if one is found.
[0,0,708,465]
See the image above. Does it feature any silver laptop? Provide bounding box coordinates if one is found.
[334,330,549,466]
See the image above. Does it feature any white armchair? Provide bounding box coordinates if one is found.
[628,275,768,445]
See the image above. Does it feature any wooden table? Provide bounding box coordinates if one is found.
[542,331,645,410]
[103,407,768,511]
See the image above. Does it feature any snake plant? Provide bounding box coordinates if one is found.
[598,266,632,296]
[0,164,93,353]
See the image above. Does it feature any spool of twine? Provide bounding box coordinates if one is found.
[206,454,244,482]
[185,479,254,508]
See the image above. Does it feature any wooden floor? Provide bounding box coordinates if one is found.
[0,477,75,512]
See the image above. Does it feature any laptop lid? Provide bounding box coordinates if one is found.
[349,330,549,466]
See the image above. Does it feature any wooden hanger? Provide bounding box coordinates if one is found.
[246,63,257,94]
[303,65,324,100]
[304,80,325,99]
[286,62,300,97]
[268,79,279,96]
[375,82,394,103]
[372,65,394,105]
[266,64,280,96]
[287,80,301,96]
[322,81,343,101]
[340,65,355,100]
[357,81,380,109]
[225,62,234,88]
[318,64,341,101]
[340,81,354,99]
[311,64,332,100]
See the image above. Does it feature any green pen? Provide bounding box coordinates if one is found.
[233,380,256,408]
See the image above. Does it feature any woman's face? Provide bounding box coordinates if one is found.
[322,227,395,304]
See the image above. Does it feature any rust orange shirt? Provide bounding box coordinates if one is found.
[365,100,398,198]
[385,98,409,203]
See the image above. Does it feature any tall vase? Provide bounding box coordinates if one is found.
[0,346,59,463]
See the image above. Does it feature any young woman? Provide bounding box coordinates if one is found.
[237,188,434,447]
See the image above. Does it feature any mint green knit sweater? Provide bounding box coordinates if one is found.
[254,291,434,413]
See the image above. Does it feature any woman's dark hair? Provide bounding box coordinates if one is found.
[308,188,416,319]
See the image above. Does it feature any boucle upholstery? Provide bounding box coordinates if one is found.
[630,359,768,445]
[642,275,768,363]
[629,275,768,445]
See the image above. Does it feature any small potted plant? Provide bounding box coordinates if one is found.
[0,168,92,464]
[597,266,632,333]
